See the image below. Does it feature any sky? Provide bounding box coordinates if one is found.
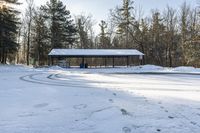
[18,0,198,33]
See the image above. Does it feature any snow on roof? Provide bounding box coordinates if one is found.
[48,49,144,57]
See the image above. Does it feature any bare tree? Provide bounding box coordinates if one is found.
[163,6,178,67]
[75,14,95,48]
[25,0,34,65]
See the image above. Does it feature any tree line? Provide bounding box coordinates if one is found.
[0,0,200,67]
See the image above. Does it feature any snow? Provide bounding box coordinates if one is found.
[0,64,35,72]
[48,49,144,56]
[173,66,200,73]
[40,65,200,74]
[0,65,200,133]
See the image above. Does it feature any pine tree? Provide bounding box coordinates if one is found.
[76,18,89,49]
[30,9,49,66]
[99,20,111,48]
[110,0,135,48]
[75,14,95,49]
[133,19,149,64]
[41,0,77,49]
[120,0,134,48]
[182,6,200,66]
[149,11,166,65]
[180,2,190,65]
[0,0,20,64]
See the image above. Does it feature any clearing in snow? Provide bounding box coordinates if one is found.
[0,65,200,133]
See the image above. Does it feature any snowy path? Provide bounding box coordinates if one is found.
[0,68,200,133]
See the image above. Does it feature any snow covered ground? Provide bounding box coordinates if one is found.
[0,65,200,133]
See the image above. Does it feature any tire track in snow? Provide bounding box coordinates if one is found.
[20,73,200,92]
[20,73,111,89]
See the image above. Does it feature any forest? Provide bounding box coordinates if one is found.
[0,0,200,67]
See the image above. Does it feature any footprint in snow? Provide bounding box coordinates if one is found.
[160,106,164,109]
[159,105,169,113]
[48,108,60,112]
[168,116,174,119]
[73,104,87,110]
[191,121,197,125]
[18,112,37,117]
[109,99,114,103]
[157,129,161,132]
[122,127,131,133]
[113,93,117,96]
[121,109,132,116]
[34,103,49,108]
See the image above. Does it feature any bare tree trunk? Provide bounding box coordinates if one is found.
[2,47,5,64]
[16,26,22,64]
[169,48,172,67]
[23,36,26,63]
[25,0,34,65]
[27,21,31,65]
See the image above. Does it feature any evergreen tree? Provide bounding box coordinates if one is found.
[110,0,135,48]
[183,39,200,67]
[0,0,20,64]
[98,20,111,48]
[133,19,149,64]
[30,9,49,66]
[149,11,166,65]
[41,0,77,49]
[75,14,95,49]
[119,0,134,48]
[76,18,89,49]
[182,6,200,66]
[180,2,190,64]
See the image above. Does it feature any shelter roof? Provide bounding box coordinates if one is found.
[48,49,144,57]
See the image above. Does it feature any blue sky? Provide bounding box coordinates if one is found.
[19,0,198,19]
[18,0,198,32]
[68,0,197,18]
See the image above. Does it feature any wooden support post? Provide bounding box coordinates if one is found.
[139,55,143,66]
[81,57,85,68]
[51,57,54,66]
[112,57,115,68]
[140,59,143,65]
[105,57,107,68]
[82,57,85,64]
[48,56,50,66]
[67,58,70,68]
[127,56,129,67]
